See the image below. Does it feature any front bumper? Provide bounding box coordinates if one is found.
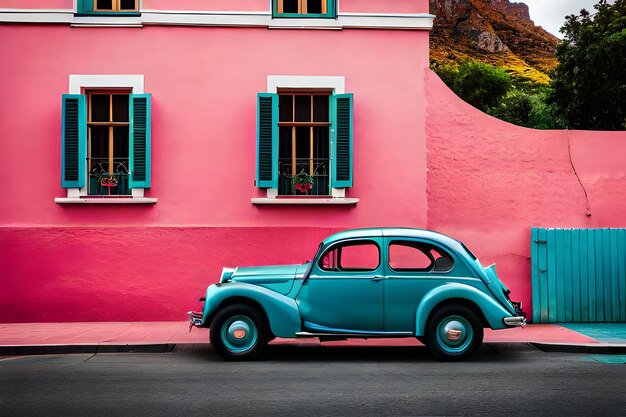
[187,311,203,331]
[503,316,527,327]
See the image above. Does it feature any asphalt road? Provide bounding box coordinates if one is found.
[1,343,625,417]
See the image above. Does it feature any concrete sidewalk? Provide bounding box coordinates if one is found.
[1,322,625,356]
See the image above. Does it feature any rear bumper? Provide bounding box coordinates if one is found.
[503,316,527,327]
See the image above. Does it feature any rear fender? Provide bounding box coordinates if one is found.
[414,283,512,336]
[202,282,301,337]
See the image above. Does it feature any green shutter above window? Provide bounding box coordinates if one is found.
[61,94,86,188]
[129,94,151,189]
[256,93,278,188]
[331,93,353,188]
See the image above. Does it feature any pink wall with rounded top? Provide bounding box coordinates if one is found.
[425,69,626,315]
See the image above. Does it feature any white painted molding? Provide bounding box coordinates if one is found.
[55,197,157,204]
[251,197,358,205]
[64,74,147,200]
[69,74,144,94]
[267,75,345,94]
[0,8,435,30]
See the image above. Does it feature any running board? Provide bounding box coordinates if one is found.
[295,331,413,338]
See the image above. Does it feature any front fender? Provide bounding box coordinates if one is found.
[414,283,512,336]
[202,282,301,338]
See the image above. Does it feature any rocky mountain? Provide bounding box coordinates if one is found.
[429,0,559,83]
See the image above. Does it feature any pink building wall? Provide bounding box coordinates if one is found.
[1,1,625,324]
[0,22,430,322]
[0,1,430,13]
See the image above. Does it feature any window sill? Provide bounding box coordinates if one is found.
[55,197,157,204]
[251,197,358,205]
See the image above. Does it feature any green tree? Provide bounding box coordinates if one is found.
[488,89,564,129]
[548,0,626,130]
[448,61,513,112]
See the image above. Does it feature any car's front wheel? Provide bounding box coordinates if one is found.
[425,305,483,361]
[210,303,269,360]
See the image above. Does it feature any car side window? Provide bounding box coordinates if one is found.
[320,241,380,271]
[388,241,454,272]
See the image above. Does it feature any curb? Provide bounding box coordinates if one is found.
[3,342,626,356]
[531,342,626,354]
[0,343,177,356]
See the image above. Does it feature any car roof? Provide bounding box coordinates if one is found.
[322,228,468,255]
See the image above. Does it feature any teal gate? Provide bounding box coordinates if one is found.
[531,228,626,323]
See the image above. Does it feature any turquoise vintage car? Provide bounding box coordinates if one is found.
[188,228,526,360]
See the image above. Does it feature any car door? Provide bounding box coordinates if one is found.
[296,238,385,332]
[383,238,456,332]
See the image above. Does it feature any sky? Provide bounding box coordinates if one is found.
[522,0,616,37]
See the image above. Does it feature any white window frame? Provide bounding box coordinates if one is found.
[55,74,156,204]
[251,75,358,205]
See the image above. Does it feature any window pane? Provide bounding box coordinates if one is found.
[307,0,323,14]
[90,126,109,169]
[113,127,129,159]
[279,94,293,122]
[112,95,129,122]
[293,126,310,174]
[313,95,329,122]
[91,94,110,122]
[96,0,113,10]
[294,95,311,122]
[119,0,136,11]
[282,0,298,13]
[340,243,380,270]
[389,243,433,270]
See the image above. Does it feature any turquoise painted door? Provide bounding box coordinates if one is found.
[296,238,384,332]
[382,237,462,332]
[531,228,626,323]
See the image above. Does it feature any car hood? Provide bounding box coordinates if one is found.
[231,264,308,280]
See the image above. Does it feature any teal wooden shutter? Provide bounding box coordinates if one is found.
[331,93,353,188]
[61,94,86,188]
[256,93,278,188]
[129,94,151,189]
[77,0,93,13]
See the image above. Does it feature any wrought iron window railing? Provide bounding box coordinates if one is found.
[88,158,131,195]
[278,157,330,196]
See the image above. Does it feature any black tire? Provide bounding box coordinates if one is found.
[209,303,269,361]
[424,304,484,361]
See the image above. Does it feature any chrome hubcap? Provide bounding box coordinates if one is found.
[443,320,465,342]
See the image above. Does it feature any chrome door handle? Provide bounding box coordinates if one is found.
[371,275,385,282]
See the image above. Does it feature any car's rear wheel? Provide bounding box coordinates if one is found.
[425,305,483,361]
[210,303,269,360]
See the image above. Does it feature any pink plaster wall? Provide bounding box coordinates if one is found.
[339,0,429,14]
[0,23,429,322]
[1,227,339,322]
[0,0,72,8]
[143,0,269,12]
[425,70,626,316]
[0,0,429,13]
[0,25,429,229]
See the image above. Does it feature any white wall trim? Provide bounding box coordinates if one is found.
[69,74,144,94]
[63,74,146,200]
[0,8,435,30]
[267,75,345,94]
[251,197,358,205]
[264,75,349,200]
